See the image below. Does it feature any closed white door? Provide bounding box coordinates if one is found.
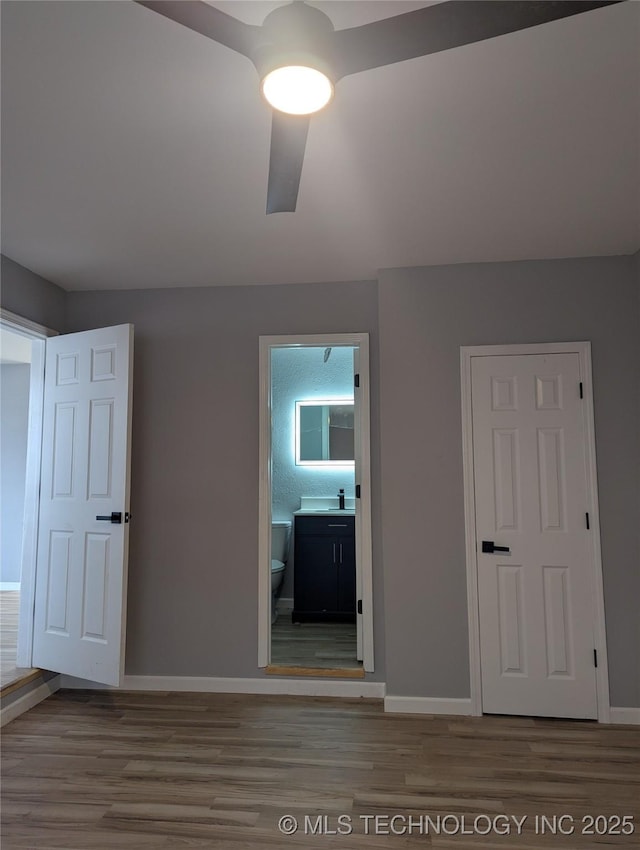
[32,325,133,686]
[471,352,598,718]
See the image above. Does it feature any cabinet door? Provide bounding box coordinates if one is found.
[337,533,356,613]
[294,535,338,614]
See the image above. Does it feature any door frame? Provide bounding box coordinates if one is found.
[258,333,374,671]
[0,308,57,668]
[460,341,610,721]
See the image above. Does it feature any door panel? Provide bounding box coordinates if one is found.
[542,565,572,677]
[32,324,133,686]
[472,352,598,719]
[493,428,520,530]
[337,533,356,613]
[496,564,525,675]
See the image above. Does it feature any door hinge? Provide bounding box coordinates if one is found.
[354,373,360,388]
[585,512,590,529]
[355,484,361,498]
[357,599,363,615]
[579,382,584,399]
[594,649,598,668]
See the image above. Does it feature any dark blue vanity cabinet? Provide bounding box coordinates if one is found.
[292,515,356,623]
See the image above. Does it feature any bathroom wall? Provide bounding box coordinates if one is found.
[271,346,356,598]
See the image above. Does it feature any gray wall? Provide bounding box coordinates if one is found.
[636,249,640,316]
[5,253,638,709]
[1,255,66,331]
[65,282,384,679]
[0,364,31,582]
[378,255,640,708]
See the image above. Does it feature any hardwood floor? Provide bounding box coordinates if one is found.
[270,617,362,670]
[2,689,639,848]
[0,590,38,692]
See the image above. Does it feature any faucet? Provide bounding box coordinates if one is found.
[338,488,345,510]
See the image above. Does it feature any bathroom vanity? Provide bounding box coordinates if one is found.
[292,512,356,623]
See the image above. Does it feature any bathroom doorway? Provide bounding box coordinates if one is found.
[258,334,374,674]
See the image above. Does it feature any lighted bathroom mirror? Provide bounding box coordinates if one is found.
[295,399,354,465]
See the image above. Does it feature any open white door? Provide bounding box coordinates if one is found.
[32,324,133,686]
[353,347,364,662]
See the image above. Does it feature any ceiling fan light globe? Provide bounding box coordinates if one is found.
[261,66,333,116]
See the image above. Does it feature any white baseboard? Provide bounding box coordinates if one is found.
[1,675,61,727]
[384,696,473,716]
[385,698,640,723]
[610,706,640,725]
[10,674,633,724]
[60,674,386,700]
[0,582,20,591]
[277,597,293,613]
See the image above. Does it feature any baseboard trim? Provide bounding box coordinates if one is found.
[0,582,20,591]
[1,675,61,727]
[60,674,386,699]
[277,596,293,613]
[10,675,633,723]
[384,696,473,716]
[0,669,42,699]
[609,706,640,725]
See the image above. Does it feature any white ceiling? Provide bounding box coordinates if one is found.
[1,0,638,291]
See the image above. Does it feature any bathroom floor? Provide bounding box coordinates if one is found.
[270,618,362,669]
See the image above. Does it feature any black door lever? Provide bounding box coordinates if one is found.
[96,512,122,524]
[482,540,510,554]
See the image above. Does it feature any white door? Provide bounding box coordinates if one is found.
[471,352,598,718]
[32,325,133,686]
[353,347,363,662]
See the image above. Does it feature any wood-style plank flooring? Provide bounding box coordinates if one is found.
[0,590,38,691]
[2,689,639,848]
[270,617,361,670]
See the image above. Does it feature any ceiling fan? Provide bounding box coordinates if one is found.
[134,0,621,214]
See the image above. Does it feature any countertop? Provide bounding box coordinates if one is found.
[293,509,355,516]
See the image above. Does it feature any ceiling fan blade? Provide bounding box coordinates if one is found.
[134,1,261,60]
[328,1,624,79]
[266,112,310,214]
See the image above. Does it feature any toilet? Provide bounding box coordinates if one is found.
[271,520,291,624]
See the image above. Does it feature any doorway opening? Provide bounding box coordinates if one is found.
[0,310,51,692]
[258,334,374,674]
[1,311,133,694]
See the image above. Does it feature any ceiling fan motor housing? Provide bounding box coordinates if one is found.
[252,1,337,84]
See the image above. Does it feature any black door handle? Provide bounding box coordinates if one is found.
[96,512,122,524]
[482,540,510,554]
